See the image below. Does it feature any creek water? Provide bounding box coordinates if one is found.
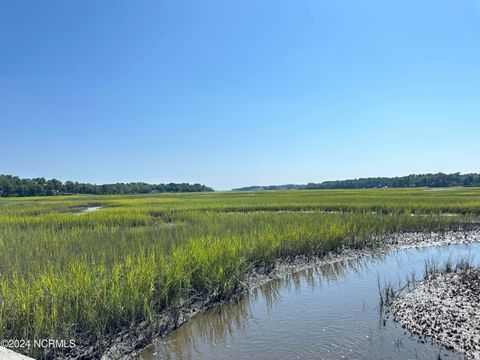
[73,206,101,215]
[139,242,480,360]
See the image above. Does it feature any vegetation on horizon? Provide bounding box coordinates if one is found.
[0,188,479,358]
[233,172,480,191]
[0,174,213,197]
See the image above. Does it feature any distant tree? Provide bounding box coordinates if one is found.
[0,174,214,197]
[234,173,480,191]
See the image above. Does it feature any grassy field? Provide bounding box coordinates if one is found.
[1,188,480,358]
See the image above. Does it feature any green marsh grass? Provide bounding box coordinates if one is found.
[0,188,479,358]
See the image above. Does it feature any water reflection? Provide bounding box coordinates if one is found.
[139,244,478,360]
[150,297,253,359]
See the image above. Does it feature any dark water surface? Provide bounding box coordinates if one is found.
[139,243,480,360]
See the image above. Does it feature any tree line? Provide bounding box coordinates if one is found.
[305,172,480,189]
[0,175,213,197]
[233,173,480,191]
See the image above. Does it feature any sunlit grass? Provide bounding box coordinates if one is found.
[0,188,479,358]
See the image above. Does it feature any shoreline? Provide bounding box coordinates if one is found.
[61,228,480,360]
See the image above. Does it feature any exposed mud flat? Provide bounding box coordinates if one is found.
[391,269,480,359]
[62,229,480,360]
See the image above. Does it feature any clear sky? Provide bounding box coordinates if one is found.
[1,0,479,190]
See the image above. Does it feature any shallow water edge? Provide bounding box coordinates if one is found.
[84,229,480,360]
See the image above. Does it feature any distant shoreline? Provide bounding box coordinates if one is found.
[233,172,480,191]
[0,174,213,197]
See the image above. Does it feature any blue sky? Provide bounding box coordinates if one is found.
[1,0,479,190]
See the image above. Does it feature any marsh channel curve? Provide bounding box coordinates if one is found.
[138,242,480,360]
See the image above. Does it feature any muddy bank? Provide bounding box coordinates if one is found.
[391,269,480,359]
[62,229,480,360]
[246,229,480,291]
